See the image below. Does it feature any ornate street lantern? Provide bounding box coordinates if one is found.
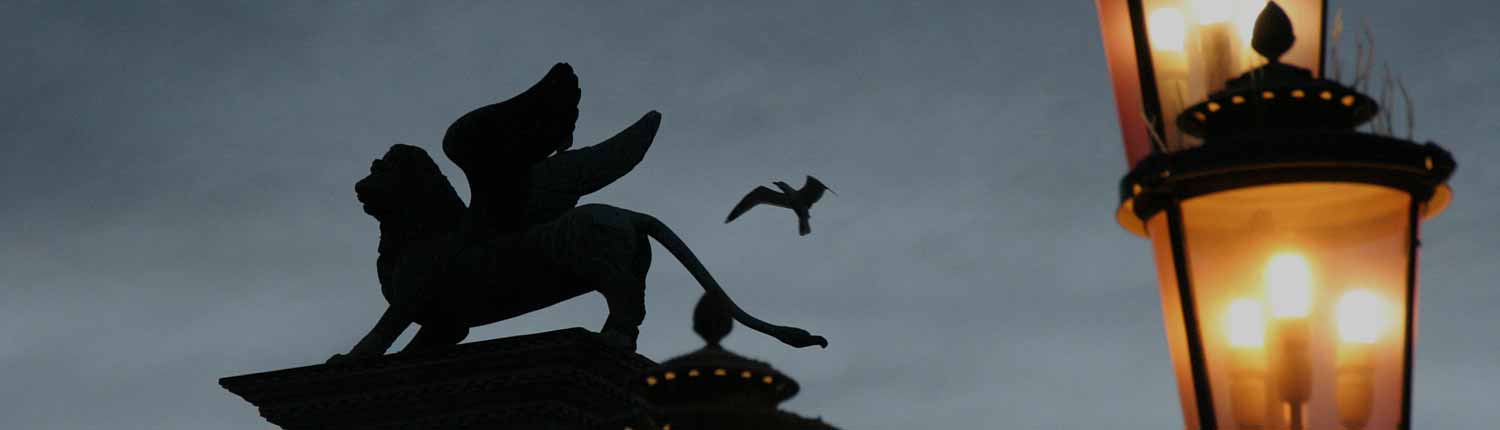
[1098,0,1326,165]
[638,293,840,430]
[1096,1,1456,430]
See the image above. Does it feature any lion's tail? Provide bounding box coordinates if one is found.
[638,213,828,349]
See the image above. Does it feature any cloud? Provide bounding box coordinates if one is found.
[1,1,1495,429]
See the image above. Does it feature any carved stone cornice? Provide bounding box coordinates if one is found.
[221,328,658,430]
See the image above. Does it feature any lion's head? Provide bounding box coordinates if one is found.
[355,144,465,230]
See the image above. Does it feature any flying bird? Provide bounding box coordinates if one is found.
[725,176,835,236]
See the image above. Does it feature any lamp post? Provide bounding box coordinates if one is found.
[639,293,840,430]
[1095,2,1455,430]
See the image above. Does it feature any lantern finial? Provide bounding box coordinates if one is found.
[1252,2,1296,63]
[694,292,733,346]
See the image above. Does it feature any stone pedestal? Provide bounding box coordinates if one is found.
[221,328,658,430]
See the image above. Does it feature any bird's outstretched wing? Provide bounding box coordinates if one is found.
[725,186,790,223]
[525,111,662,225]
[802,175,835,204]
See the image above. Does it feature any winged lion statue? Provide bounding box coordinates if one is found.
[330,63,827,362]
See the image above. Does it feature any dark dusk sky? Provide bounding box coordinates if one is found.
[2,1,1496,429]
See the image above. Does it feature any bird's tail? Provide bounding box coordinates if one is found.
[636,213,827,349]
[798,215,811,236]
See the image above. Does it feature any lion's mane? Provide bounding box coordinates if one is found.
[358,144,466,286]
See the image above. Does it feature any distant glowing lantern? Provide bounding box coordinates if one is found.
[1097,0,1326,166]
[1096,2,1457,430]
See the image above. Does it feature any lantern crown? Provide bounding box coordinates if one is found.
[642,293,801,406]
[640,293,842,430]
[1176,2,1378,140]
[694,291,734,347]
[1251,2,1295,62]
[1108,1,1454,238]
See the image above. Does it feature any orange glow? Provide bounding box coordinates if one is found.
[1097,0,1153,166]
[1193,0,1234,24]
[1337,290,1385,344]
[1226,299,1265,347]
[1149,8,1188,52]
[1232,0,1266,45]
[1158,182,1415,430]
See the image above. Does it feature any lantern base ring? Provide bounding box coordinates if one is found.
[1115,130,1453,236]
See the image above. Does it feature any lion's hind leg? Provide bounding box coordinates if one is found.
[600,231,651,351]
[559,205,651,351]
[582,255,646,351]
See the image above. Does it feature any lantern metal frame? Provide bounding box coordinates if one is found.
[1116,130,1454,430]
[1105,2,1456,429]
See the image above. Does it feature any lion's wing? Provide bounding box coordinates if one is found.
[525,111,661,225]
[439,63,580,232]
[443,63,580,170]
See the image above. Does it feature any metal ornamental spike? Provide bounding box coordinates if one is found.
[1252,1,1296,63]
[693,293,733,346]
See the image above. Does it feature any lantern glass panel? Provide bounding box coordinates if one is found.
[1137,0,1324,152]
[1097,0,1153,166]
[1148,214,1203,430]
[1149,182,1412,430]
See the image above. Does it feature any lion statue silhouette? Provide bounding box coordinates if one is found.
[329,63,826,362]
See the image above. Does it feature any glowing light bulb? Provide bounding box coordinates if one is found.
[1148,8,1187,52]
[1266,252,1313,318]
[1227,299,1266,347]
[1337,290,1384,344]
[1194,0,1235,24]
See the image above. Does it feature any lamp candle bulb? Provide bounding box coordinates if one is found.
[1147,7,1191,151]
[1336,290,1384,430]
[1265,252,1313,430]
[1193,0,1238,91]
[1227,298,1269,429]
